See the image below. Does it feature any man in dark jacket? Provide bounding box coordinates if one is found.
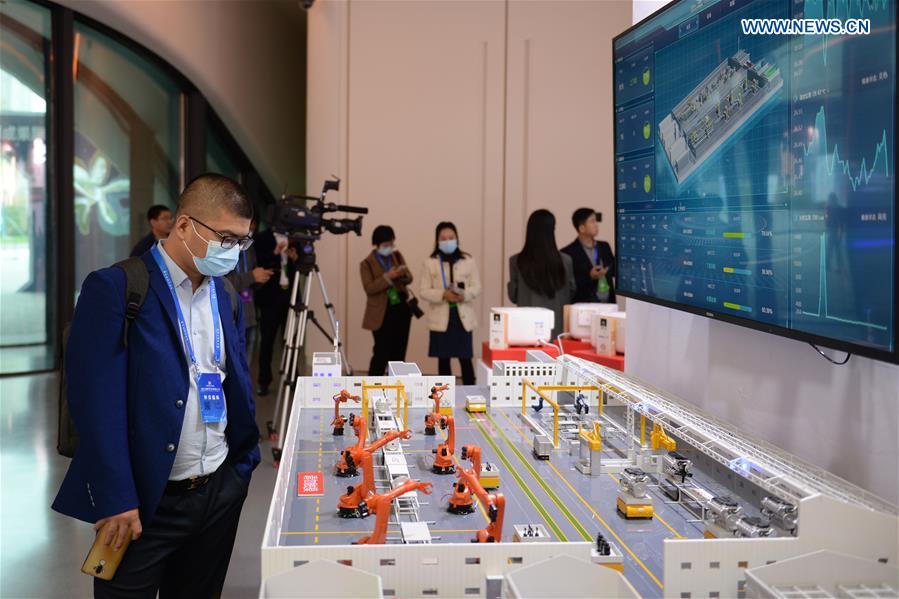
[252,228,289,395]
[130,204,174,257]
[226,220,273,363]
[53,174,260,598]
[561,208,616,303]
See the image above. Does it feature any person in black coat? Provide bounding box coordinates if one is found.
[129,205,173,257]
[252,228,290,395]
[560,208,616,303]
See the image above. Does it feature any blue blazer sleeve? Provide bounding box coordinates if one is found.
[66,269,139,519]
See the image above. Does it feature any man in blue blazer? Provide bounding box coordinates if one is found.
[53,174,261,598]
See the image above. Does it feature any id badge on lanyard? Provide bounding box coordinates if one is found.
[377,253,402,306]
[198,373,226,423]
[151,245,226,423]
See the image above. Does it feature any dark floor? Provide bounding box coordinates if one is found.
[0,371,280,599]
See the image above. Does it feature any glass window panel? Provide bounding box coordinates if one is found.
[73,23,182,290]
[206,122,241,181]
[0,0,53,373]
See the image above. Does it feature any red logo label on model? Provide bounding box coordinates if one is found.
[297,471,324,496]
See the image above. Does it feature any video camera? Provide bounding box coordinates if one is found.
[272,178,368,272]
[272,178,367,240]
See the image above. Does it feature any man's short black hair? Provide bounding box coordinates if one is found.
[572,207,598,231]
[176,173,253,221]
[371,225,396,246]
[146,204,172,222]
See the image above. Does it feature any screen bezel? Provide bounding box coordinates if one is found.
[611,0,899,365]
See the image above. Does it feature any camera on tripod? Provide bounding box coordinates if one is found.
[272,177,368,271]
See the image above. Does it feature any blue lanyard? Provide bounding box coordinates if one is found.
[374,252,393,272]
[241,250,248,273]
[438,255,450,289]
[595,246,601,267]
[151,245,222,378]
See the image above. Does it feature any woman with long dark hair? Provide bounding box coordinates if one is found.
[419,222,481,385]
[508,209,575,339]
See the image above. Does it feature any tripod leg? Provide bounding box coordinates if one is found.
[278,271,302,374]
[272,273,313,463]
[313,266,353,375]
[269,273,301,441]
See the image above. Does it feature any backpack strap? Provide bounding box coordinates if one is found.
[113,257,150,348]
[219,276,240,323]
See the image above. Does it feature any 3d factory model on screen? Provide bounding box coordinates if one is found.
[658,50,782,184]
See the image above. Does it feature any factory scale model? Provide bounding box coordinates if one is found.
[659,49,783,184]
[259,356,898,599]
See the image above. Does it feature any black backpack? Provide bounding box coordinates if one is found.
[57,257,239,458]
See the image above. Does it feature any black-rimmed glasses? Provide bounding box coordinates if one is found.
[189,216,254,250]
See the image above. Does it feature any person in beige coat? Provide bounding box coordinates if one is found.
[419,222,481,385]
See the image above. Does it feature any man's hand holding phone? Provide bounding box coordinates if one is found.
[590,265,609,280]
[94,508,142,551]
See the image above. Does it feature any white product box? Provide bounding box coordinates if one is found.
[311,352,342,377]
[591,311,626,356]
[567,303,619,339]
[489,307,554,349]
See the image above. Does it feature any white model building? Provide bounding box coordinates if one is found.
[261,559,383,598]
[503,554,639,598]
[744,550,899,599]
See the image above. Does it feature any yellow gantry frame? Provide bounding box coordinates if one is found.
[360,381,409,430]
[520,380,601,448]
[578,420,602,451]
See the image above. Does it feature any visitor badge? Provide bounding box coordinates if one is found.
[198,373,226,423]
[386,287,402,306]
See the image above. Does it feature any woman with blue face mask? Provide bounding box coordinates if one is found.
[418,222,481,385]
[360,225,414,376]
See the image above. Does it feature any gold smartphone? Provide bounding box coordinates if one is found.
[81,522,132,580]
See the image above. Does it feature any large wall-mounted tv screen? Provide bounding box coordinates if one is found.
[613,0,897,363]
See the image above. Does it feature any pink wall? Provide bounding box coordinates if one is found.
[307,0,633,374]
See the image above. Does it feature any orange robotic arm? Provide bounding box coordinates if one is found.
[356,479,433,545]
[337,451,375,518]
[365,428,412,454]
[460,445,482,479]
[424,384,450,436]
[432,415,456,474]
[431,384,449,413]
[457,468,505,542]
[336,428,409,478]
[332,390,361,434]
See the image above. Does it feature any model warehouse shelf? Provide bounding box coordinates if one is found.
[260,356,898,598]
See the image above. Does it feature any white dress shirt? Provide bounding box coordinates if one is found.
[157,241,229,480]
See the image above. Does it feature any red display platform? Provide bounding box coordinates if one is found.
[481,340,624,372]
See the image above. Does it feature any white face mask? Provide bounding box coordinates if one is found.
[182,220,241,276]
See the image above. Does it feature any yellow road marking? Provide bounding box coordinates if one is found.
[472,413,568,541]
[314,524,319,531]
[315,515,319,522]
[498,408,664,590]
[314,536,318,543]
